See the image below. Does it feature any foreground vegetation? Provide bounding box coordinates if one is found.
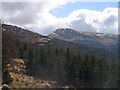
[2,32,118,88]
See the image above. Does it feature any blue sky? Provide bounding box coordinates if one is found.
[3,1,118,35]
[50,2,118,18]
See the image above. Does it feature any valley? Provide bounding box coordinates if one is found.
[1,24,119,88]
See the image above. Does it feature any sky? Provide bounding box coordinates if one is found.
[50,2,118,18]
[1,0,118,35]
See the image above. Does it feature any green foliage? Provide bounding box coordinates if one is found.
[2,32,15,84]
[25,47,34,75]
[2,69,13,84]
[2,32,118,88]
[103,58,118,88]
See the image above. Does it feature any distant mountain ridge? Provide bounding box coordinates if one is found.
[49,28,118,50]
[2,24,51,45]
[2,24,118,60]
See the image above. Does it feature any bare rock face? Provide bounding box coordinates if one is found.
[2,84,11,90]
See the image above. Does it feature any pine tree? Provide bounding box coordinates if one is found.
[39,47,46,65]
[96,57,104,88]
[26,47,33,76]
[66,47,70,61]
[104,58,118,88]
[55,48,59,56]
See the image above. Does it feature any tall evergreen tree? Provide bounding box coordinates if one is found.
[26,47,33,76]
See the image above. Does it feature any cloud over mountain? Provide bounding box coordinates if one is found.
[2,1,118,35]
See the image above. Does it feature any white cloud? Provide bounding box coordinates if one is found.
[2,1,118,35]
[65,8,118,34]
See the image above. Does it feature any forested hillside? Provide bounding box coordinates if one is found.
[2,31,118,88]
[49,28,118,60]
[2,24,117,60]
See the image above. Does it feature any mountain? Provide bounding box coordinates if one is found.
[49,28,118,51]
[2,24,51,45]
[2,24,118,60]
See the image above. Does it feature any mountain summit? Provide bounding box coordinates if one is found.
[2,24,118,59]
[49,28,118,49]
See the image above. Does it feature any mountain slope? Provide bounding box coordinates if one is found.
[2,24,51,45]
[2,24,118,60]
[6,58,59,88]
[49,28,118,50]
[49,28,118,60]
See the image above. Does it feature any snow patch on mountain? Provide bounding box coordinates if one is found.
[53,33,58,36]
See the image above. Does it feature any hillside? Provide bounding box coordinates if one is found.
[2,24,118,88]
[2,24,118,59]
[6,58,60,88]
[49,28,118,59]
[2,24,51,45]
[49,28,118,49]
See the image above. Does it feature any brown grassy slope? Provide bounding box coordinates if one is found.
[6,58,59,88]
